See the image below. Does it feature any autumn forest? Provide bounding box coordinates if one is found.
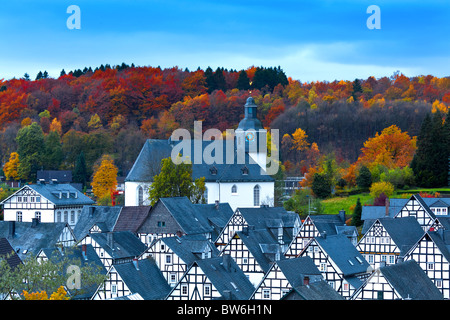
[0,64,449,206]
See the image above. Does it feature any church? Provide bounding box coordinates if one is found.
[124,97,276,210]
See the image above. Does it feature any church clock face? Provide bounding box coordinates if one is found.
[245,132,255,142]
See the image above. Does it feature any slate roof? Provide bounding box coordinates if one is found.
[0,221,72,260]
[378,260,443,300]
[282,280,345,300]
[112,258,171,300]
[308,213,356,237]
[427,230,450,263]
[193,255,255,300]
[72,205,122,241]
[0,237,22,270]
[89,231,147,261]
[377,217,425,256]
[27,183,94,206]
[275,256,322,288]
[315,234,371,286]
[113,206,151,233]
[160,234,220,265]
[236,228,285,273]
[238,206,299,230]
[193,202,234,241]
[37,170,72,183]
[125,138,274,183]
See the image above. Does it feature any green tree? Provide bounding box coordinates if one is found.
[356,165,372,190]
[411,111,450,187]
[42,130,63,170]
[351,197,363,227]
[311,173,331,199]
[16,122,45,181]
[73,151,88,188]
[148,155,206,206]
[236,70,251,90]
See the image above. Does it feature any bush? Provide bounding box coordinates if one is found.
[370,181,395,199]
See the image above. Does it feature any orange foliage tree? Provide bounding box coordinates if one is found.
[357,125,417,170]
[91,155,118,201]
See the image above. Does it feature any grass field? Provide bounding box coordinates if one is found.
[320,187,450,216]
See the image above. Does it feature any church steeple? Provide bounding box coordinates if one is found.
[235,97,267,171]
[237,97,263,131]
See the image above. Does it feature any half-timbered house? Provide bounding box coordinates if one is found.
[300,233,371,299]
[251,256,330,300]
[394,194,437,230]
[356,217,424,270]
[1,181,94,227]
[403,229,450,299]
[72,206,122,242]
[80,231,147,268]
[144,234,219,287]
[215,206,300,252]
[93,258,170,300]
[166,254,254,300]
[0,237,22,300]
[136,197,214,246]
[351,260,443,300]
[285,211,357,258]
[0,219,76,259]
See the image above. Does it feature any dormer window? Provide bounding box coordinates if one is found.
[241,166,249,175]
[209,166,217,175]
[231,185,237,194]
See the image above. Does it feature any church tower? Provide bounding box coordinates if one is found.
[235,97,267,171]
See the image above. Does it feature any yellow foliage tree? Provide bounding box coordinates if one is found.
[23,286,69,300]
[370,181,395,199]
[49,118,62,136]
[3,152,20,181]
[91,155,118,201]
[291,128,310,152]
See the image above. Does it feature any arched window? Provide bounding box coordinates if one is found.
[64,211,68,222]
[253,185,260,206]
[138,186,144,206]
[56,211,61,222]
[203,187,208,203]
[231,184,237,194]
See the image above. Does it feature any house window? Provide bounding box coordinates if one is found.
[56,211,62,222]
[17,196,22,202]
[253,185,260,206]
[262,289,271,299]
[111,284,117,294]
[231,185,237,194]
[35,212,41,222]
[70,211,75,224]
[368,255,374,264]
[389,255,395,264]
[436,279,443,288]
[36,196,41,202]
[30,197,35,202]
[169,273,177,284]
[319,263,327,272]
[166,254,172,264]
[343,282,349,291]
[427,262,435,270]
[64,211,68,222]
[203,187,208,203]
[204,284,211,296]
[23,197,27,203]
[17,212,22,222]
[157,221,166,227]
[138,186,144,206]
[181,285,188,295]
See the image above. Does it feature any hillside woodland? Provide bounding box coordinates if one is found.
[0,64,449,203]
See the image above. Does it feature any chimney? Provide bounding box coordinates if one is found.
[31,217,39,228]
[321,231,327,239]
[82,244,88,260]
[215,200,219,210]
[133,258,139,270]
[339,210,346,224]
[8,221,15,239]
[51,179,58,184]
[303,276,310,286]
[385,197,390,217]
[107,232,114,250]
[89,206,95,217]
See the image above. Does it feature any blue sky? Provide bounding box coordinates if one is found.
[0,0,449,82]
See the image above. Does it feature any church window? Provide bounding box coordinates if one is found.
[231,185,237,194]
[203,187,208,203]
[253,185,260,206]
[138,186,144,206]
